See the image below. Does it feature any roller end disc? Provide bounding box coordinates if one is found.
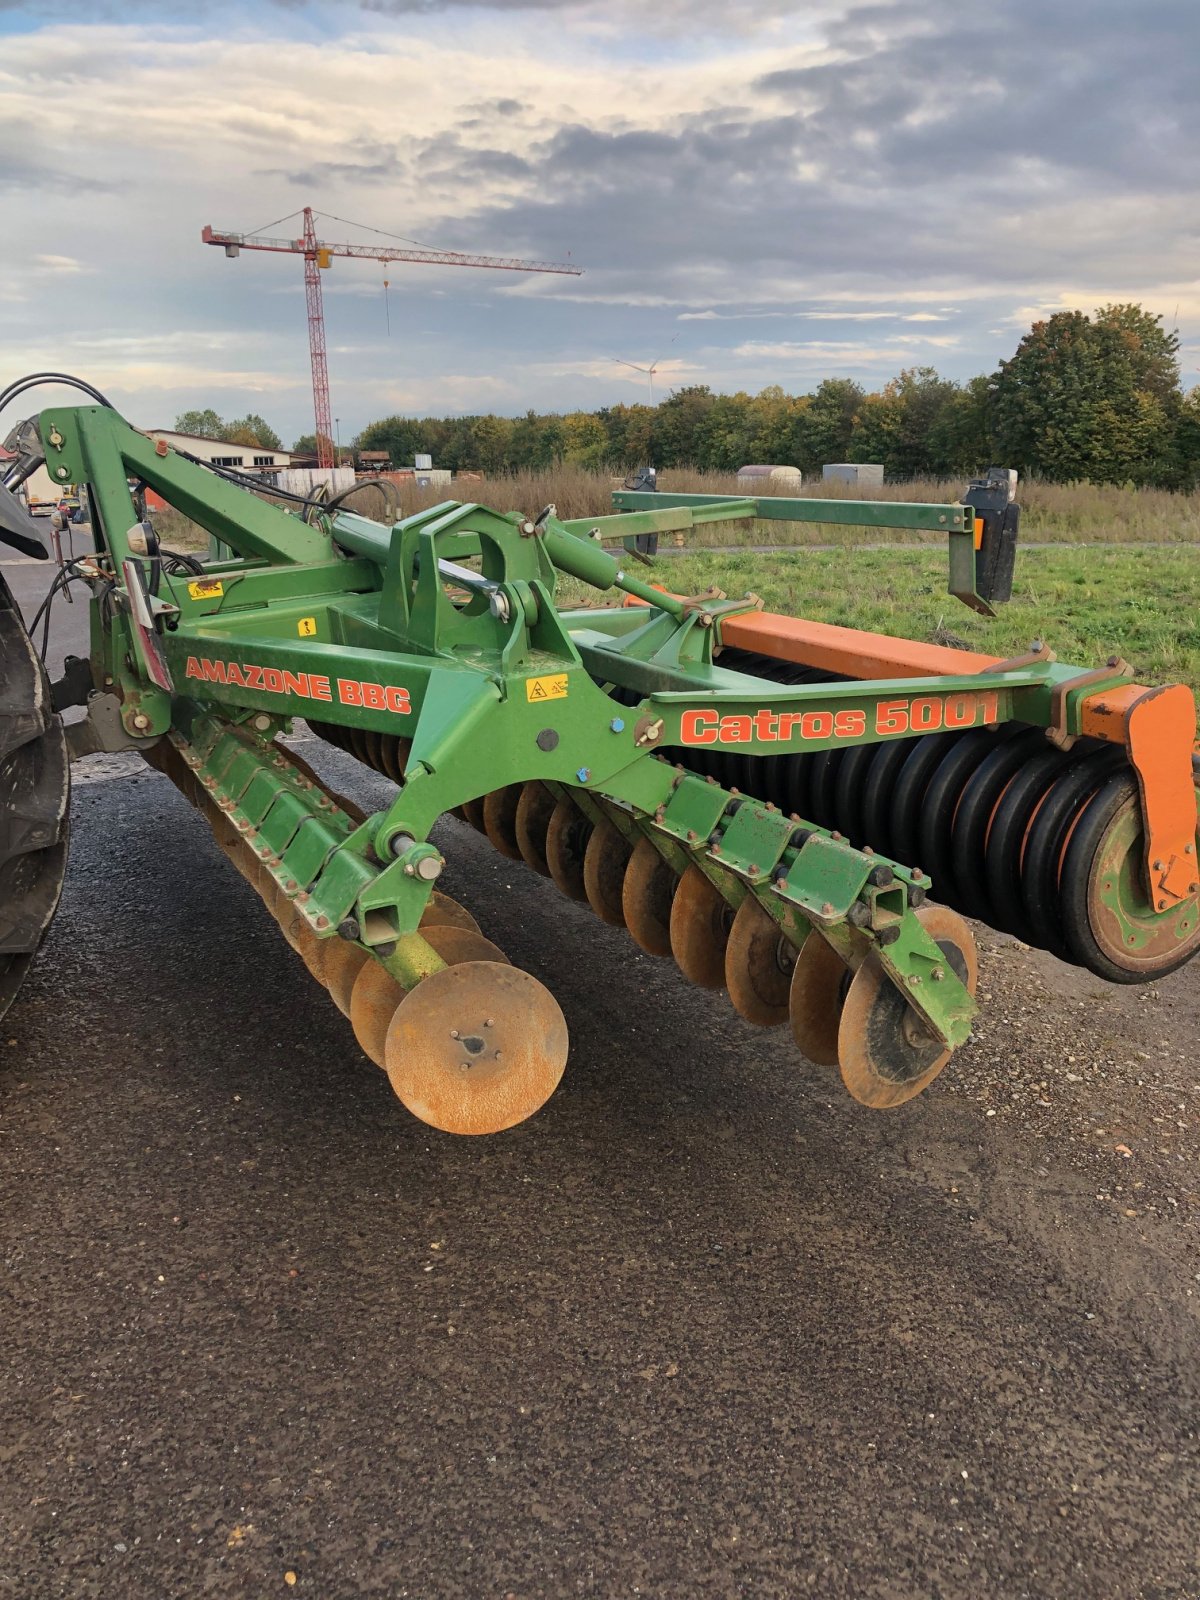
[837,905,978,1109]
[788,930,851,1067]
[669,865,733,988]
[622,837,677,957]
[482,786,525,861]
[583,821,632,927]
[1061,772,1200,983]
[726,896,796,1027]
[545,798,591,902]
[514,782,556,877]
[385,962,568,1135]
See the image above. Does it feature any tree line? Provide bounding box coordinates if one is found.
[202,304,1200,487]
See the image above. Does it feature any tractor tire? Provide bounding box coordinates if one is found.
[0,574,69,1021]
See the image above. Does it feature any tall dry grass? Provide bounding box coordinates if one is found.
[156,466,1200,552]
[342,467,1200,546]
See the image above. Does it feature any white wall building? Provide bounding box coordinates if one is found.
[146,430,292,472]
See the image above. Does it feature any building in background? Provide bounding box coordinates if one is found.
[146,429,292,474]
[823,463,885,487]
[736,464,803,487]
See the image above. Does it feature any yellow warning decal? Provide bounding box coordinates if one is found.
[526,673,569,703]
[297,617,318,637]
[186,578,224,601]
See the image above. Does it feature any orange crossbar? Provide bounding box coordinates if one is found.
[721,612,1003,681]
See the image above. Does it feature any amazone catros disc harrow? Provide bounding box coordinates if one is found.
[2,386,1198,1133]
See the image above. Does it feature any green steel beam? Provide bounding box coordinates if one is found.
[610,489,973,534]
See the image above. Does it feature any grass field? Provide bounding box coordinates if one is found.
[558,545,1200,689]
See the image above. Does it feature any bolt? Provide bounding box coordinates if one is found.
[576,767,591,783]
[315,915,329,930]
[821,901,834,916]
[338,918,360,940]
[907,974,921,987]
[1153,859,1164,872]
[687,829,697,842]
[1191,882,1199,894]
[831,830,843,842]
[404,864,415,876]
[1157,899,1167,911]
[285,879,297,892]
[485,1018,494,1027]
[1186,844,1195,856]
[450,1029,460,1040]
[931,966,945,982]
[609,717,625,734]
[911,868,925,881]
[748,862,760,875]
[253,714,271,732]
[130,710,151,732]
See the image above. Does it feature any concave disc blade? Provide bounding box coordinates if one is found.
[669,865,733,988]
[349,926,510,1068]
[420,890,481,935]
[350,959,406,1068]
[545,798,591,902]
[838,904,978,1109]
[788,929,850,1066]
[726,896,796,1027]
[515,782,556,877]
[622,837,677,957]
[482,786,525,861]
[325,941,370,1016]
[583,821,632,927]
[460,796,488,833]
[385,961,569,1135]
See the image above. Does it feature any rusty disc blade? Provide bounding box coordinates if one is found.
[424,924,511,967]
[837,904,978,1109]
[385,961,569,1135]
[482,785,525,861]
[325,940,370,1016]
[582,820,632,927]
[460,796,488,833]
[287,910,326,982]
[622,837,677,957]
[545,797,591,902]
[419,890,481,935]
[725,896,796,1027]
[789,930,851,1067]
[350,959,407,1068]
[347,926,510,1069]
[669,865,734,988]
[515,782,557,877]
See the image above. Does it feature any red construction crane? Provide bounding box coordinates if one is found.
[203,207,583,469]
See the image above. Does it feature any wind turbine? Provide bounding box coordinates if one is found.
[613,334,680,408]
[613,355,664,407]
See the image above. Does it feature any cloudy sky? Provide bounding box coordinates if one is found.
[0,0,1195,445]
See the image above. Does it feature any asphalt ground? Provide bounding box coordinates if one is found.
[2,548,1199,1599]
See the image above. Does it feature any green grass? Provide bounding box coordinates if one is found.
[561,546,1200,690]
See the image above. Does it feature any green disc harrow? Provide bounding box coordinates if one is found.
[2,389,1197,1132]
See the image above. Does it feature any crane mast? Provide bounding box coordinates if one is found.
[203,207,583,470]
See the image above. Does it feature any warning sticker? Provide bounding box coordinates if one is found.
[186,578,224,601]
[297,617,318,637]
[526,673,569,703]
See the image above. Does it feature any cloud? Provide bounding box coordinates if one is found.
[0,0,1196,441]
